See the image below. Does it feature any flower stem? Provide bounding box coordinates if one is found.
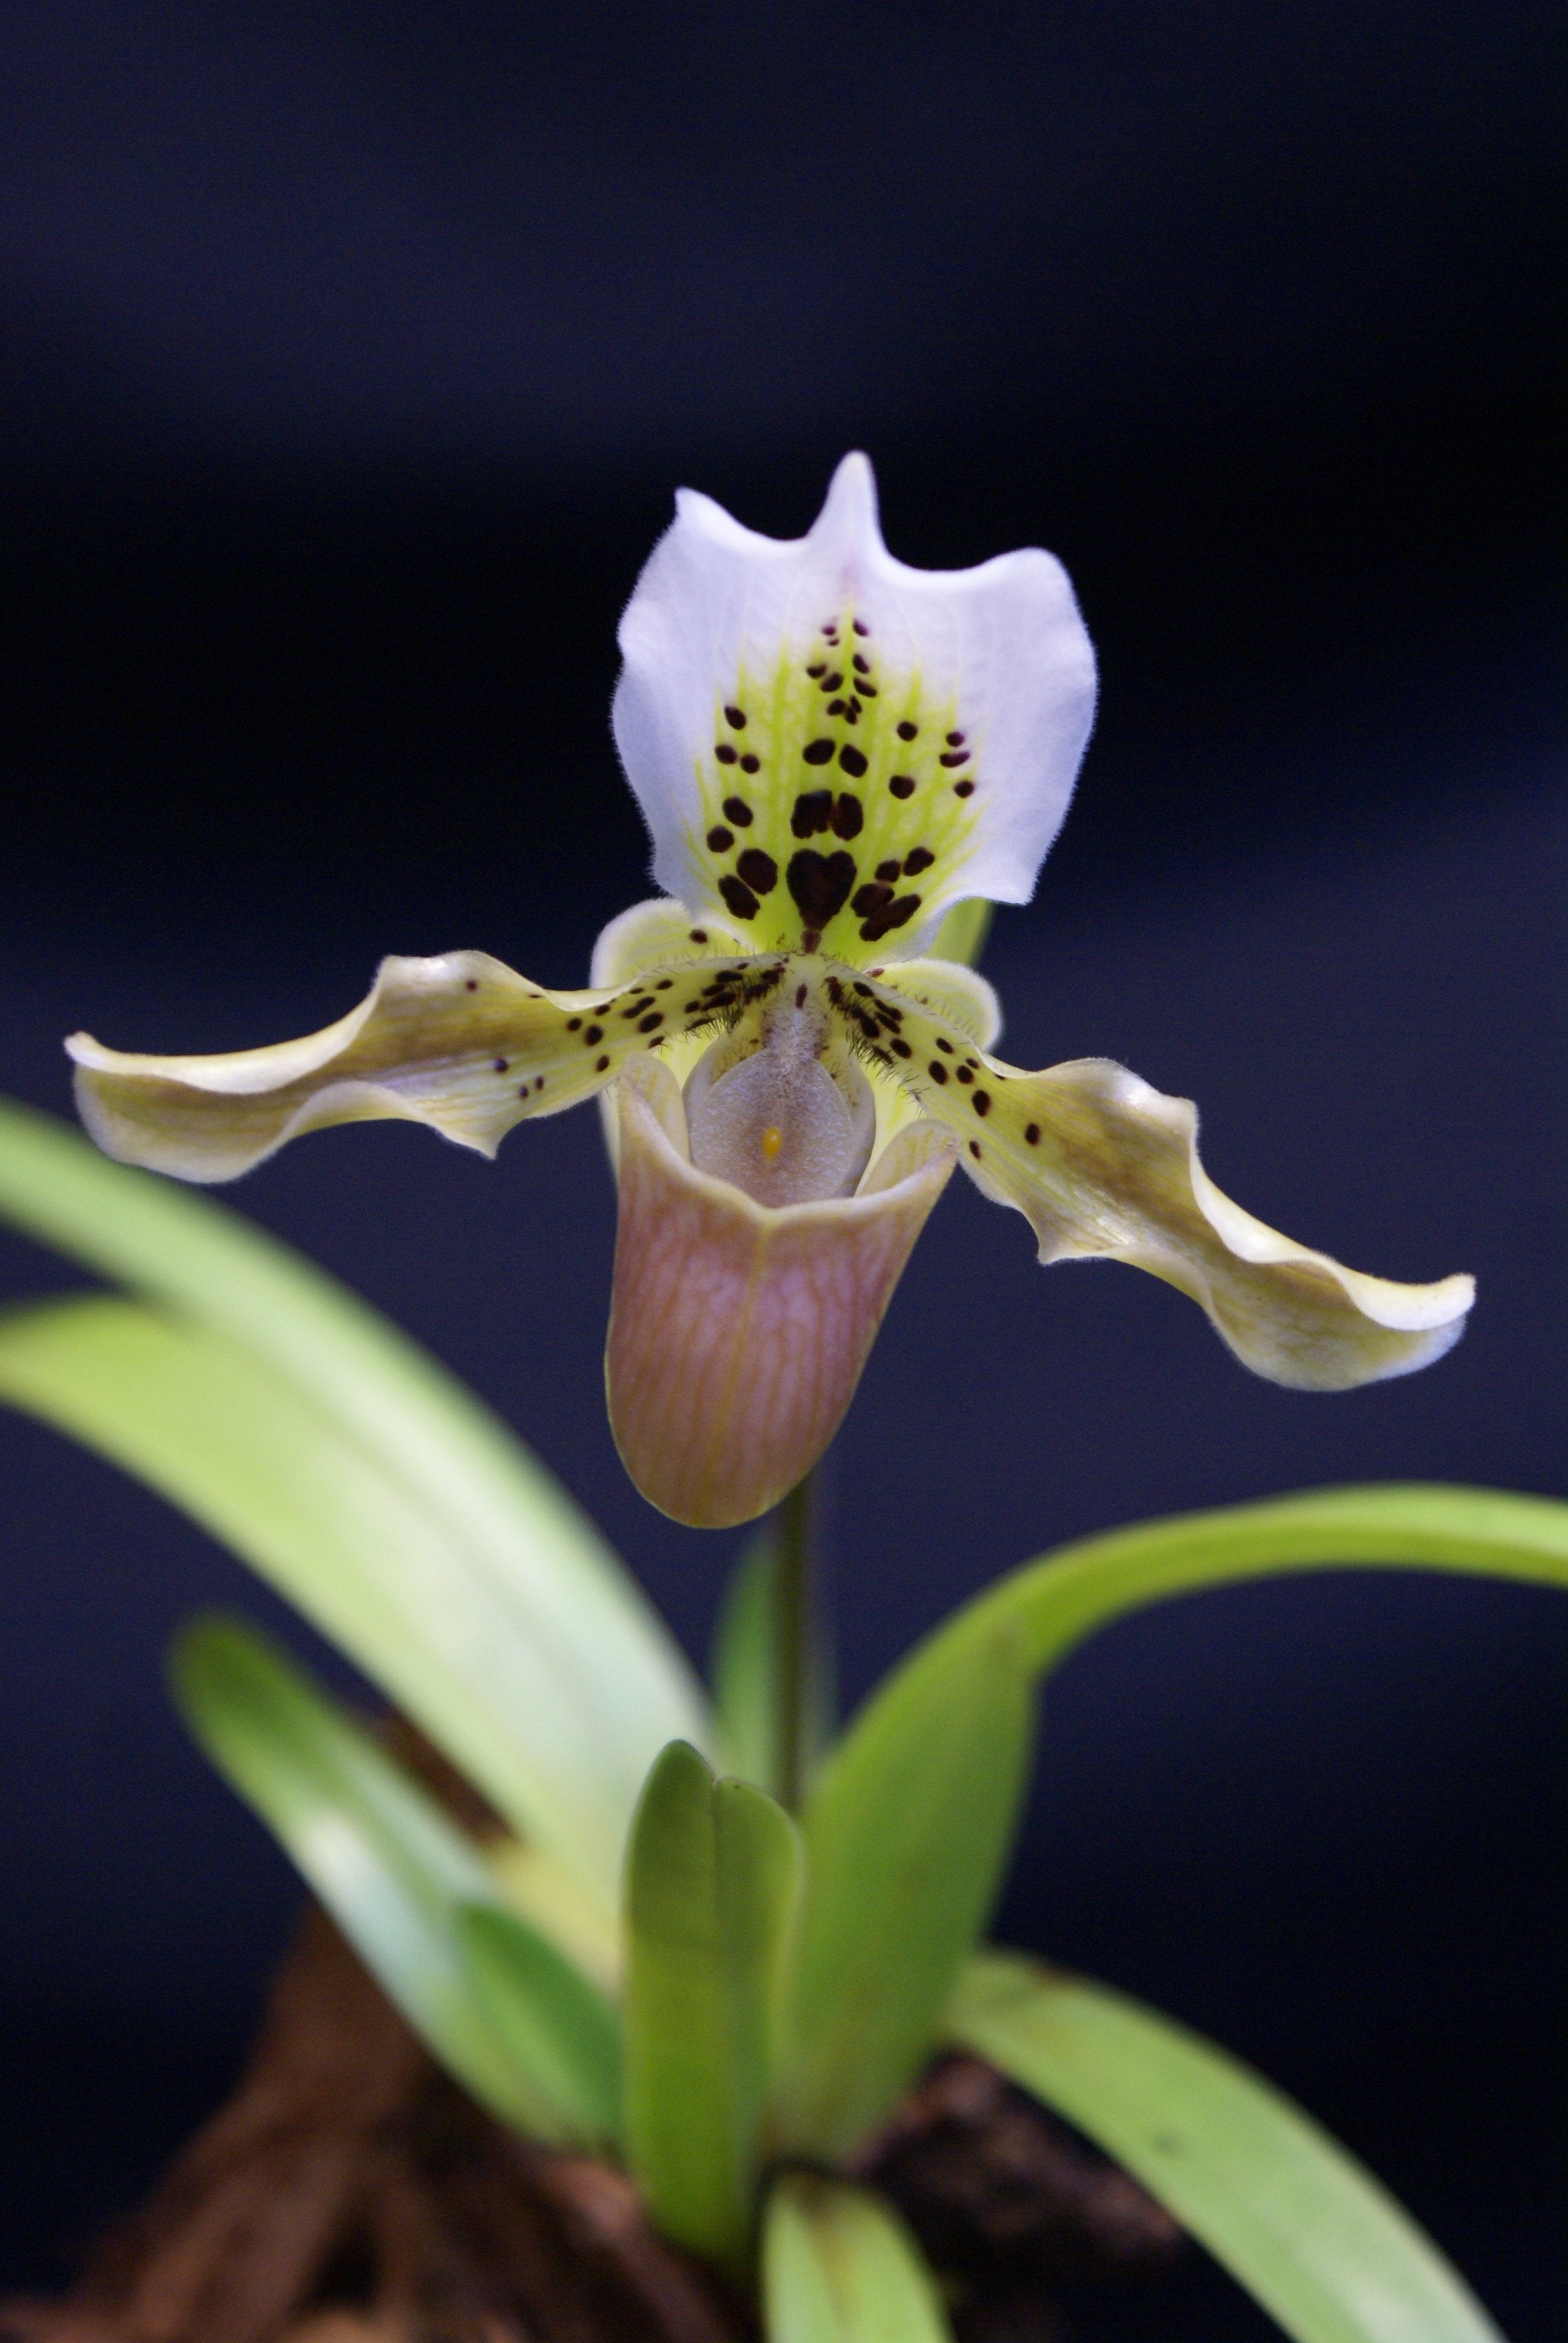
[774,1474,815,1813]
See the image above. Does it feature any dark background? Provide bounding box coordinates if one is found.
[0,4,1561,2332]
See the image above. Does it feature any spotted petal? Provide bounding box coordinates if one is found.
[67,948,763,1184]
[872,957,1003,1050]
[831,974,1474,1389]
[613,453,1096,964]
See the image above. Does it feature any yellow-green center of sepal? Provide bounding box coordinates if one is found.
[685,624,982,960]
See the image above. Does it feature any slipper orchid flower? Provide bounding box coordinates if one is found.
[67,456,1473,1529]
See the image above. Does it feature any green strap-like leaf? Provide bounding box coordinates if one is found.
[456,1904,622,2149]
[829,1489,1568,1861]
[714,1775,803,2163]
[170,1614,620,2148]
[779,1626,1033,2160]
[488,1833,622,1994]
[950,1951,1503,2343]
[0,1096,709,1906]
[762,2174,953,2343]
[0,1293,643,1911]
[624,1743,743,2261]
[915,1484,1568,1695]
[622,1742,802,2269]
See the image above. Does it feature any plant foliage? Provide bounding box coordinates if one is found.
[2,1098,1557,2340]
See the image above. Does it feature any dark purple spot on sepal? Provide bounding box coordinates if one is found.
[792,789,834,836]
[858,895,921,943]
[787,849,858,931]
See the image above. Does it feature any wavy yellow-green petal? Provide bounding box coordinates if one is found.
[830,977,1473,1391]
[67,946,766,1184]
[867,957,1001,1049]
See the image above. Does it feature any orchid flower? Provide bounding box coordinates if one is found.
[67,456,1473,1529]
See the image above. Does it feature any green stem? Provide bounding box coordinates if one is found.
[774,1475,815,1812]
